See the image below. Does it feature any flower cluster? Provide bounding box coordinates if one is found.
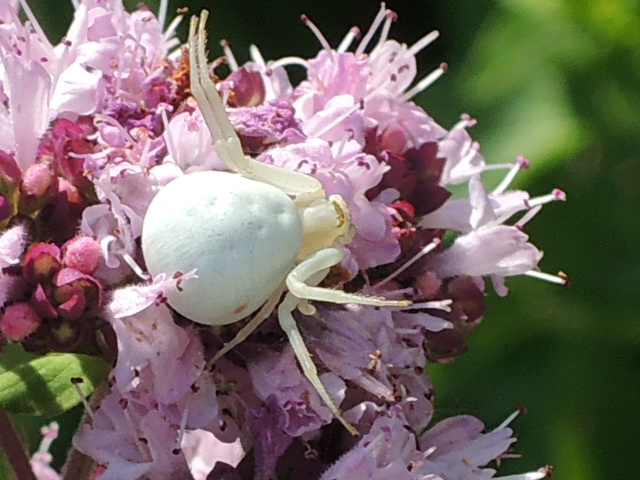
[0,1,563,480]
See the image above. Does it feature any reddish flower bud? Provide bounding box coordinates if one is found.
[58,294,87,321]
[0,302,41,341]
[379,126,408,155]
[225,67,265,107]
[31,283,59,319]
[23,243,62,284]
[19,163,59,213]
[39,179,88,244]
[0,150,22,188]
[54,268,104,317]
[62,236,102,274]
[21,163,57,197]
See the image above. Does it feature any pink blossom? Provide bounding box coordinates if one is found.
[62,236,102,274]
[0,2,563,479]
[30,422,61,480]
[0,302,41,340]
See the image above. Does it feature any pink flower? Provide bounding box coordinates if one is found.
[0,302,41,340]
[0,2,564,479]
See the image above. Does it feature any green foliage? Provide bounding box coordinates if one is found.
[0,344,109,417]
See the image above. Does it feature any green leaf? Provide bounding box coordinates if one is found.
[0,348,110,417]
[0,344,36,375]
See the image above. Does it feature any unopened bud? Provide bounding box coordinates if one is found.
[0,302,41,341]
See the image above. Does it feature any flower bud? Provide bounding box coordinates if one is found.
[23,243,62,284]
[19,163,59,213]
[225,67,265,107]
[0,302,41,341]
[62,236,102,274]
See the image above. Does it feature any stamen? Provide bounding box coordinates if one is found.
[373,9,396,52]
[337,26,361,53]
[301,14,333,57]
[529,189,566,206]
[127,29,144,91]
[174,398,190,454]
[249,44,266,67]
[71,379,95,422]
[408,30,440,56]
[494,408,521,431]
[400,62,447,102]
[335,131,354,159]
[161,108,177,164]
[121,401,152,462]
[495,467,552,480]
[123,252,150,281]
[356,3,389,56]
[452,113,478,130]
[515,205,541,229]
[50,39,71,98]
[492,155,530,195]
[524,269,569,286]
[139,137,152,168]
[99,235,119,268]
[158,0,168,28]
[36,422,59,456]
[161,13,185,56]
[220,39,238,71]
[269,56,308,69]
[375,238,441,288]
[18,0,53,56]
[402,299,452,312]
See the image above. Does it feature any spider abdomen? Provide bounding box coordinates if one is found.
[142,170,303,325]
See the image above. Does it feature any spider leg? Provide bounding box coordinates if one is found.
[278,292,359,435]
[287,247,411,307]
[189,13,324,198]
[206,284,285,370]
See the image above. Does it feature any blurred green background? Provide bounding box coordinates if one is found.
[18,0,640,478]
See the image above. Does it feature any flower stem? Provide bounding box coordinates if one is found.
[0,409,37,480]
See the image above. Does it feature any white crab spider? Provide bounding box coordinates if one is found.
[141,12,409,435]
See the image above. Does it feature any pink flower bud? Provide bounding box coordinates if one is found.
[21,163,57,197]
[0,150,21,188]
[23,243,62,284]
[0,302,41,341]
[54,268,104,316]
[19,163,58,213]
[225,67,265,107]
[62,236,102,274]
[379,126,408,155]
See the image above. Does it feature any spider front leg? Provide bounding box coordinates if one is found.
[189,12,323,199]
[277,291,360,436]
[287,247,412,308]
[279,248,410,435]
